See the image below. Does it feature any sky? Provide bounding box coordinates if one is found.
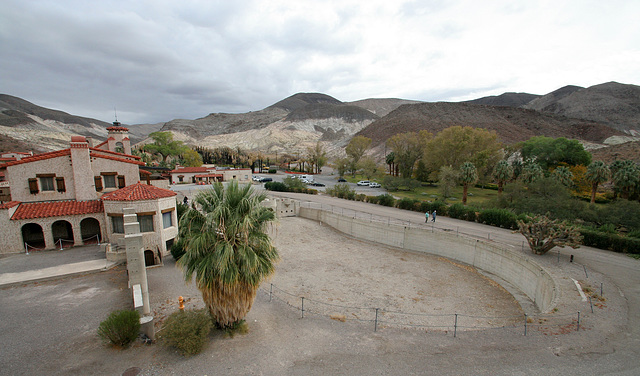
[1,0,639,125]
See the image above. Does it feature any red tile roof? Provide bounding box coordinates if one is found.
[170,167,210,173]
[194,174,223,178]
[0,201,20,210]
[107,126,129,132]
[101,182,176,201]
[94,140,108,148]
[0,149,71,168]
[11,200,104,220]
[91,153,145,166]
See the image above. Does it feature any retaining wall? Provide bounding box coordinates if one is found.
[299,207,557,313]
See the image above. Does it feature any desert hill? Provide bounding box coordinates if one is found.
[523,82,640,135]
[355,101,624,149]
[464,92,541,107]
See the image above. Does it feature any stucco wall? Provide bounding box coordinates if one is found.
[103,196,177,256]
[299,207,558,313]
[7,155,75,202]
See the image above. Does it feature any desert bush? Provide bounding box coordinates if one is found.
[326,183,356,200]
[161,309,213,356]
[448,203,478,222]
[365,195,379,204]
[264,181,287,192]
[355,193,366,201]
[396,197,419,211]
[477,208,518,229]
[222,319,249,338]
[377,194,395,207]
[97,310,141,348]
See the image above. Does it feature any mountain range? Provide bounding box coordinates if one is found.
[1,81,639,161]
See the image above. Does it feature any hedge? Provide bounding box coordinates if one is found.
[477,208,519,229]
[580,228,640,254]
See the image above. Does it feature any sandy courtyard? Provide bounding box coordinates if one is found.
[269,217,523,330]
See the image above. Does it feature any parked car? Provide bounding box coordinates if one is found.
[260,177,272,182]
[309,181,325,187]
[337,178,347,182]
[252,175,262,181]
[357,180,370,186]
[369,182,381,188]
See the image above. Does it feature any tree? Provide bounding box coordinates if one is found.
[521,161,543,184]
[493,160,513,194]
[386,131,429,179]
[345,136,371,176]
[182,149,203,167]
[426,126,502,181]
[551,166,574,187]
[307,141,328,174]
[612,161,640,200]
[519,136,592,170]
[177,181,278,328]
[516,214,582,255]
[358,157,379,180]
[415,160,431,182]
[459,162,478,205]
[585,161,610,204]
[143,131,189,164]
[385,152,395,175]
[438,166,459,199]
[333,157,350,178]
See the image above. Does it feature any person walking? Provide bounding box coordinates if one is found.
[425,211,430,223]
[432,210,436,222]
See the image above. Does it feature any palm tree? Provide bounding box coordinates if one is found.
[613,161,640,200]
[521,161,543,184]
[460,162,478,205]
[178,181,278,328]
[585,161,610,204]
[493,160,513,194]
[552,166,574,187]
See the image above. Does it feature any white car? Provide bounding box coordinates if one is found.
[369,182,381,188]
[357,180,370,186]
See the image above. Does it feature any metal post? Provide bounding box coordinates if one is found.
[488,233,490,240]
[301,297,305,318]
[524,314,528,336]
[454,314,458,338]
[374,308,379,332]
[269,283,273,302]
[577,311,581,331]
[557,250,560,263]
[601,282,603,296]
[583,265,588,278]
[25,242,29,255]
[589,297,594,313]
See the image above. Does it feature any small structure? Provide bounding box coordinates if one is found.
[170,166,251,184]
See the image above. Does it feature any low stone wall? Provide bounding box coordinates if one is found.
[299,207,558,313]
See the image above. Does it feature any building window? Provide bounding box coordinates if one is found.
[103,175,116,188]
[40,177,55,191]
[162,211,173,229]
[138,215,154,232]
[111,216,124,234]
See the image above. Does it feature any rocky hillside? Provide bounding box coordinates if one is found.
[464,92,541,107]
[356,102,625,150]
[523,82,640,135]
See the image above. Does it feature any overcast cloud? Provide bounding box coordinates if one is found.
[1,0,639,124]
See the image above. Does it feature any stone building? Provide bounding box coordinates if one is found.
[0,125,177,257]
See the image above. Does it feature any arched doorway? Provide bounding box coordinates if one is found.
[52,220,74,249]
[21,223,45,250]
[80,217,102,244]
[144,250,156,266]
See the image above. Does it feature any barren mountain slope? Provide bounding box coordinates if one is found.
[523,82,640,135]
[356,102,624,147]
[347,98,423,117]
[464,92,541,107]
[590,140,640,164]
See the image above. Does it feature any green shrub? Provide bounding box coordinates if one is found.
[628,229,640,239]
[377,194,395,207]
[365,195,379,204]
[419,200,448,216]
[477,208,518,229]
[580,228,640,254]
[170,238,186,261]
[161,309,213,356]
[598,223,617,234]
[268,168,277,174]
[98,310,141,348]
[264,181,287,192]
[355,193,366,202]
[448,203,477,222]
[396,197,419,211]
[326,183,356,200]
[222,319,249,338]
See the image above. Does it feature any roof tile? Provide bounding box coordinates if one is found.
[101,182,177,201]
[11,200,103,220]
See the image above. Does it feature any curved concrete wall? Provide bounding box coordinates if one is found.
[299,207,558,313]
